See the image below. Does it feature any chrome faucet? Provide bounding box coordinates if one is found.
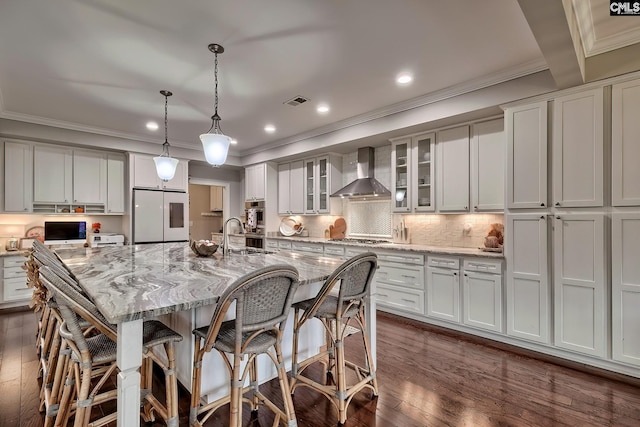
[221,217,244,256]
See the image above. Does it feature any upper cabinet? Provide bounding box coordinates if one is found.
[245,163,266,201]
[612,78,640,206]
[303,155,342,215]
[72,149,107,204]
[106,153,125,214]
[210,186,223,212]
[471,119,504,211]
[132,153,188,191]
[436,125,470,212]
[278,161,304,215]
[34,145,73,203]
[552,88,604,208]
[391,133,435,213]
[4,141,33,213]
[506,101,548,209]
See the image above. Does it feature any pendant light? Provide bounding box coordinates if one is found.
[153,90,179,181]
[200,43,232,167]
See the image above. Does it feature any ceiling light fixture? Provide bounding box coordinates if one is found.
[200,43,232,167]
[396,72,413,85]
[264,124,276,133]
[153,90,179,181]
[317,104,330,114]
[146,121,159,131]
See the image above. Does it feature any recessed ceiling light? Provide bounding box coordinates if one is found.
[396,72,413,85]
[146,121,159,131]
[317,104,330,114]
[230,138,238,145]
[264,124,276,133]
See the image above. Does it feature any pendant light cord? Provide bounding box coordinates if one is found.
[214,50,219,117]
[164,92,169,145]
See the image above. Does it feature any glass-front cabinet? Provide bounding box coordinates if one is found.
[391,132,435,213]
[303,155,342,215]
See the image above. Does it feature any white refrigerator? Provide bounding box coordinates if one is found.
[133,189,189,243]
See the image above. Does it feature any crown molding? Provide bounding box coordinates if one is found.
[239,58,548,157]
[0,109,198,150]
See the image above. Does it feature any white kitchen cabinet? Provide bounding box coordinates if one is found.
[390,133,435,213]
[505,213,550,344]
[553,213,606,358]
[73,149,107,204]
[245,163,266,201]
[132,153,188,191]
[2,255,30,303]
[426,256,460,323]
[612,79,640,206]
[106,153,125,214]
[291,241,324,255]
[552,88,603,208]
[612,213,640,366]
[278,161,304,214]
[303,155,342,215]
[209,186,223,211]
[4,141,33,212]
[463,258,503,333]
[505,101,548,209]
[436,126,469,212]
[375,251,425,315]
[34,145,73,203]
[471,119,504,211]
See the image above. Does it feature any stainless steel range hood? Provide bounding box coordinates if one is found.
[330,147,391,198]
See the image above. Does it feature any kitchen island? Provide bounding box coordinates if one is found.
[56,243,370,427]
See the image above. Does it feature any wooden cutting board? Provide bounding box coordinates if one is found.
[329,218,346,239]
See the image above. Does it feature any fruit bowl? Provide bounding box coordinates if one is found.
[190,240,219,257]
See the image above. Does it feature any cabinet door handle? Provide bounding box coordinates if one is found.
[453,272,457,276]
[464,206,468,210]
[474,206,478,209]
[540,215,545,220]
[556,216,561,219]
[378,293,389,298]
[555,202,560,206]
[540,203,545,207]
[401,298,415,303]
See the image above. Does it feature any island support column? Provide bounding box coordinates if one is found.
[117,318,143,427]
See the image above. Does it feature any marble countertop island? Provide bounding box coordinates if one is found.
[57,242,344,324]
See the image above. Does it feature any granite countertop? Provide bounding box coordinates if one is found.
[0,250,30,258]
[266,235,504,259]
[56,243,343,324]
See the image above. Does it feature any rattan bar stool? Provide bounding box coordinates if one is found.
[290,252,379,425]
[39,266,184,427]
[189,265,300,427]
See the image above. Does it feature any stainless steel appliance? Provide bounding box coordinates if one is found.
[133,189,189,243]
[244,201,265,248]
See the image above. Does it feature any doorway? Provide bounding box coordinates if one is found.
[188,178,231,241]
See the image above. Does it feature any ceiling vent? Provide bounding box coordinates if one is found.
[284,96,309,106]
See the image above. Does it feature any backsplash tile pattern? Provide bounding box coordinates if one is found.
[279,145,504,248]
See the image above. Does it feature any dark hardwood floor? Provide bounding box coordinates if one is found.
[1,308,639,426]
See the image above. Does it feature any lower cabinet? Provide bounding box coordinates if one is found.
[2,255,30,304]
[612,213,640,366]
[375,251,425,315]
[553,213,606,358]
[463,259,503,333]
[426,256,460,323]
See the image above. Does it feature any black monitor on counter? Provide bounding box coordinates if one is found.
[44,221,87,245]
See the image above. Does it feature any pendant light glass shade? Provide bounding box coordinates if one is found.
[201,43,231,167]
[200,131,231,166]
[154,90,179,181]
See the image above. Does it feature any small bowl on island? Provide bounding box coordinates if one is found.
[190,240,219,257]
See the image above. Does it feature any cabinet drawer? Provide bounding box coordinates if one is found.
[3,277,31,302]
[463,258,502,274]
[427,256,459,269]
[323,245,345,257]
[377,251,424,265]
[3,256,26,268]
[4,266,26,280]
[345,247,369,257]
[291,242,323,254]
[376,263,424,289]
[376,284,425,315]
[277,240,292,250]
[265,240,279,250]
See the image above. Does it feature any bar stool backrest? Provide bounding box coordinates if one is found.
[32,240,75,277]
[203,265,299,353]
[39,266,116,340]
[300,252,377,324]
[32,252,84,293]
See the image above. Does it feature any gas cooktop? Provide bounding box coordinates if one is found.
[328,238,390,245]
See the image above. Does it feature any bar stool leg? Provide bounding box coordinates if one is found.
[274,342,297,426]
[164,342,180,427]
[189,339,204,427]
[249,355,259,414]
[359,310,378,396]
[229,353,242,427]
